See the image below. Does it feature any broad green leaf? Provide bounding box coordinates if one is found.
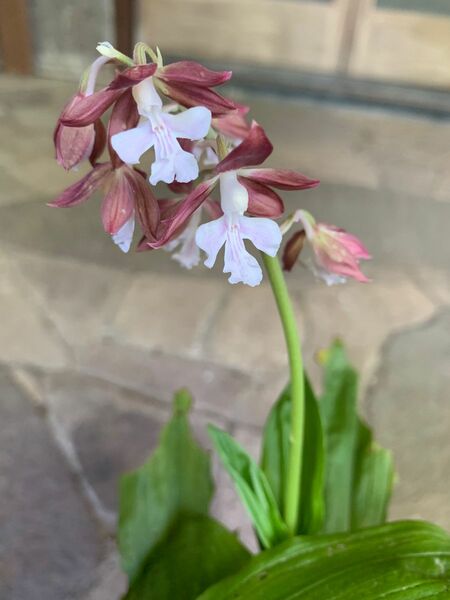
[351,419,395,529]
[198,520,450,600]
[118,390,213,582]
[261,376,325,535]
[319,341,359,533]
[318,341,395,533]
[208,425,289,549]
[123,514,250,600]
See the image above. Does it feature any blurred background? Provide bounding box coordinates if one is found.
[1,1,449,598]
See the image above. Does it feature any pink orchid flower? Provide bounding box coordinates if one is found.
[110,77,212,185]
[50,91,159,252]
[143,122,319,285]
[283,210,371,284]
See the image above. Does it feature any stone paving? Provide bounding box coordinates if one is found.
[0,74,449,598]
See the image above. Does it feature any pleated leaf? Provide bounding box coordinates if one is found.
[261,376,325,534]
[208,425,289,549]
[318,341,395,534]
[123,514,250,600]
[198,520,450,600]
[118,390,213,582]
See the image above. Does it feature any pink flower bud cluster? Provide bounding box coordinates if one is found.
[51,42,369,285]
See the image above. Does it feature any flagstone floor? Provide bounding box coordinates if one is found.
[0,74,449,599]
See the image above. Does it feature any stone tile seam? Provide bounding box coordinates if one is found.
[12,253,77,362]
[7,365,116,536]
[364,305,450,425]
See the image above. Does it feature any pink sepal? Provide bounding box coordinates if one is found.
[313,223,371,283]
[54,94,98,170]
[243,168,320,191]
[324,226,371,260]
[131,169,160,238]
[215,122,273,173]
[238,176,284,218]
[60,88,123,127]
[89,119,107,166]
[61,65,155,127]
[48,163,111,207]
[107,63,157,90]
[159,81,239,117]
[213,109,251,140]
[107,89,140,168]
[167,181,194,195]
[101,166,135,234]
[158,61,232,87]
[149,178,218,248]
[136,235,152,252]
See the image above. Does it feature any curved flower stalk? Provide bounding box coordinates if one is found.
[282,209,371,283]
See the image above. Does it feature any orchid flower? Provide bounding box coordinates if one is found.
[110,77,212,185]
[282,209,371,283]
[60,43,238,130]
[196,171,282,286]
[141,122,318,285]
[50,91,159,252]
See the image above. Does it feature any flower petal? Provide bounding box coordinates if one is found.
[239,215,282,257]
[173,150,199,183]
[282,230,306,271]
[223,229,263,287]
[212,108,250,140]
[195,216,227,268]
[89,118,107,166]
[149,178,218,248]
[107,64,157,90]
[159,61,232,87]
[172,209,203,269]
[101,168,135,234]
[158,81,239,117]
[111,122,155,165]
[112,215,135,253]
[149,157,175,186]
[162,107,212,140]
[243,168,320,190]
[238,176,284,218]
[54,121,95,170]
[48,163,111,207]
[107,89,140,167]
[60,88,123,127]
[128,168,160,238]
[215,121,273,173]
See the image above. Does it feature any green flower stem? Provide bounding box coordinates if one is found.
[262,253,304,535]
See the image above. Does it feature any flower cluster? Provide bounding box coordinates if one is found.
[51,42,369,285]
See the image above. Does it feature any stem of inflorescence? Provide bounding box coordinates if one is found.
[262,253,305,536]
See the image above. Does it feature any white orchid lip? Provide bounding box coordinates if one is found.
[111,77,212,186]
[195,169,281,286]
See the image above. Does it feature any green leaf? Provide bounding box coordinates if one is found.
[123,514,250,600]
[208,425,289,549]
[198,520,450,600]
[318,341,395,533]
[351,419,395,529]
[319,341,359,533]
[261,376,325,535]
[118,389,213,582]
